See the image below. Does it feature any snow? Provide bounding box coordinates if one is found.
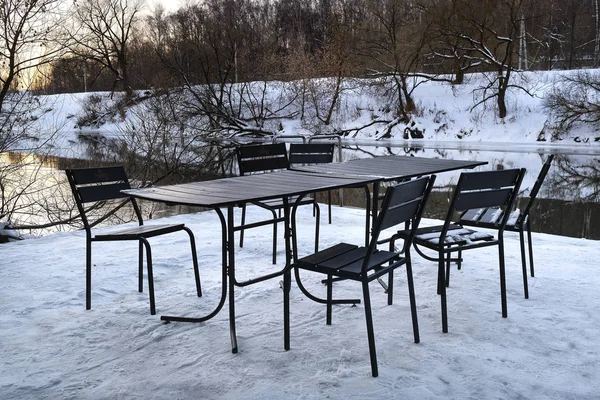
[2,69,599,398]
[1,204,599,399]
[0,222,23,241]
[24,70,599,163]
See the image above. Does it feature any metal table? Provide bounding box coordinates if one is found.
[123,156,486,353]
[294,154,487,236]
[294,154,486,179]
[123,169,379,353]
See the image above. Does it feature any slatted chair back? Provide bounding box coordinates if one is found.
[515,154,554,225]
[237,143,290,175]
[364,175,436,273]
[289,142,337,224]
[443,168,526,240]
[460,155,554,227]
[288,143,335,165]
[65,166,143,234]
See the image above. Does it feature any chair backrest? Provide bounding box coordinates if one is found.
[459,156,553,227]
[365,175,436,270]
[288,143,335,165]
[65,166,141,233]
[516,154,554,225]
[237,143,290,175]
[446,168,525,238]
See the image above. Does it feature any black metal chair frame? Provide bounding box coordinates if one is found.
[283,175,436,377]
[459,154,554,278]
[404,168,525,333]
[65,166,202,315]
[288,142,336,224]
[237,143,320,264]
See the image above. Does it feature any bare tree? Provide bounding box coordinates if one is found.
[0,0,65,110]
[67,0,145,99]
[0,0,70,230]
[117,91,237,183]
[544,70,600,132]
[359,0,430,121]
[425,0,530,118]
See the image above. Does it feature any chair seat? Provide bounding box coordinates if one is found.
[94,223,186,240]
[415,226,495,246]
[396,224,495,248]
[295,242,400,280]
[460,207,523,229]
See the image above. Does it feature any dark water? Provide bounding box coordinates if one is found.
[5,141,599,240]
[336,143,600,240]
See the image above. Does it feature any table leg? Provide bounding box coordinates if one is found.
[290,194,361,306]
[365,184,373,247]
[370,181,379,246]
[227,206,238,353]
[160,208,229,323]
[282,197,291,350]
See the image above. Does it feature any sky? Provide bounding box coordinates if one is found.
[1,203,599,399]
[153,0,183,12]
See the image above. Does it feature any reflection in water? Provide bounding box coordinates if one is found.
[535,155,600,239]
[337,145,600,240]
[2,141,599,240]
[547,156,600,202]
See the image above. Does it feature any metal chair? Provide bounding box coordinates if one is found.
[284,175,436,377]
[65,166,202,315]
[237,143,320,264]
[288,142,336,224]
[399,168,525,333]
[459,154,554,278]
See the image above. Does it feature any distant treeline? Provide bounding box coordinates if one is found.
[36,0,600,95]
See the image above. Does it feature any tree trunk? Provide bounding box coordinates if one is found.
[453,66,464,84]
[323,69,344,126]
[498,75,507,119]
[595,0,600,67]
[402,82,416,114]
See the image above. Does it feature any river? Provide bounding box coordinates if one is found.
[1,139,599,239]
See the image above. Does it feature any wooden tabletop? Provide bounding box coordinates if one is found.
[294,155,487,181]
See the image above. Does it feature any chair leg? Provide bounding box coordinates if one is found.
[526,220,535,277]
[405,254,420,344]
[438,252,448,333]
[140,238,156,315]
[445,252,451,288]
[86,239,92,310]
[314,202,320,253]
[284,267,291,351]
[498,239,508,318]
[326,274,333,325]
[387,270,394,306]
[271,209,278,265]
[183,227,202,297]
[138,240,144,292]
[327,190,332,224]
[362,280,378,377]
[436,252,443,296]
[519,228,529,299]
[239,204,246,248]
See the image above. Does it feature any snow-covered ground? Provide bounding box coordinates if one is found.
[26,70,600,162]
[1,204,599,399]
